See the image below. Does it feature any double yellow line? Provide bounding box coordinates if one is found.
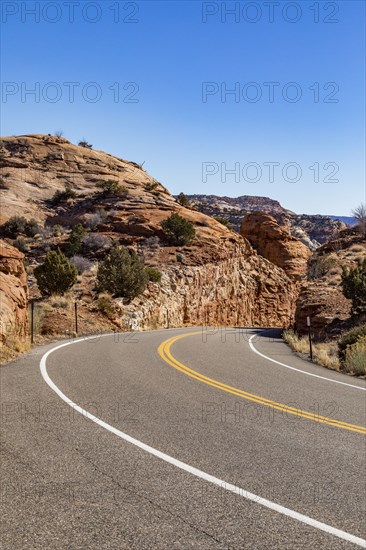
[158,332,366,435]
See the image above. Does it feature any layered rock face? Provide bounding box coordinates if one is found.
[240,212,311,280]
[0,135,298,332]
[0,240,28,345]
[119,240,296,330]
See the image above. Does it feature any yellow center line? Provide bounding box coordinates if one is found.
[157,332,366,435]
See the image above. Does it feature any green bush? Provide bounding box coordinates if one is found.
[338,325,366,361]
[145,181,159,192]
[145,267,162,283]
[95,180,127,197]
[97,246,148,299]
[65,223,87,257]
[1,216,41,238]
[344,338,366,375]
[97,294,115,319]
[12,237,28,253]
[341,258,366,314]
[51,184,76,205]
[34,249,77,296]
[177,192,190,207]
[161,213,196,246]
[78,139,93,149]
[24,218,41,237]
[213,216,233,229]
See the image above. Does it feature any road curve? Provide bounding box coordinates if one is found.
[1,327,365,549]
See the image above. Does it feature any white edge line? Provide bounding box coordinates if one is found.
[39,335,366,548]
[249,334,366,391]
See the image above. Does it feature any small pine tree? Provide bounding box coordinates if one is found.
[341,258,366,315]
[95,179,127,197]
[65,223,87,256]
[145,267,162,283]
[34,249,77,296]
[161,213,196,246]
[97,246,148,299]
[177,192,190,207]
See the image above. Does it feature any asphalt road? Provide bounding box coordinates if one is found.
[1,327,365,549]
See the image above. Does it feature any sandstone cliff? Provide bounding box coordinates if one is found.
[0,240,28,348]
[0,135,298,335]
[240,212,311,280]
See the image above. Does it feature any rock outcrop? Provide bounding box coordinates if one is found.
[0,135,299,334]
[188,194,347,245]
[0,240,28,346]
[117,240,296,330]
[294,235,366,339]
[240,212,311,280]
[294,282,351,340]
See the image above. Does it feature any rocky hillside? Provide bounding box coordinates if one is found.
[0,240,28,354]
[294,230,366,339]
[240,212,311,280]
[186,194,347,248]
[0,135,299,338]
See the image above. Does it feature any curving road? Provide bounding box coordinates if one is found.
[1,327,365,549]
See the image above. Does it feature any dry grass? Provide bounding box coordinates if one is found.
[344,338,366,375]
[0,335,31,365]
[283,330,340,371]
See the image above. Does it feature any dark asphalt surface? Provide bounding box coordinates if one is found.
[1,327,365,549]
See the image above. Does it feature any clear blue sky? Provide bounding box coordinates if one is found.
[1,0,365,215]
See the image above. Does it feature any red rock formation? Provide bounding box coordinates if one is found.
[240,212,311,280]
[0,240,28,346]
[0,135,299,332]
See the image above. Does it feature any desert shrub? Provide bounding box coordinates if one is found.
[78,139,93,149]
[1,216,27,237]
[12,237,28,253]
[51,224,64,237]
[213,216,233,229]
[283,330,340,370]
[344,337,366,375]
[145,267,162,283]
[82,233,112,251]
[338,325,366,361]
[177,192,190,207]
[308,254,338,279]
[51,184,76,205]
[341,258,366,314]
[97,246,148,299]
[48,295,70,309]
[143,236,160,249]
[70,255,93,274]
[161,213,196,246]
[95,180,127,198]
[24,218,41,237]
[97,294,115,319]
[34,249,77,296]
[54,129,63,137]
[65,223,87,256]
[1,216,41,238]
[145,181,159,192]
[85,212,103,230]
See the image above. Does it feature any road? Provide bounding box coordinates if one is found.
[1,327,365,549]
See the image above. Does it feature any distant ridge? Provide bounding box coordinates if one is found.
[326,216,356,226]
[184,194,348,248]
